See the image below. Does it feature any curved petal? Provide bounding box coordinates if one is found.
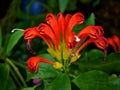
[111,35,120,51]
[46,13,60,45]
[66,12,84,34]
[65,13,72,26]
[57,12,65,41]
[38,23,58,49]
[24,27,53,53]
[107,38,117,52]
[23,27,40,40]
[94,36,108,50]
[23,27,40,54]
[77,26,104,39]
[27,56,55,73]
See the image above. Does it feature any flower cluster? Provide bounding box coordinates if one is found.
[23,12,108,73]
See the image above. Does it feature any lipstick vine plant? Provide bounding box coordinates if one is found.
[23,12,108,74]
[13,12,108,90]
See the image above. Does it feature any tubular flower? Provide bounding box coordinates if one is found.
[24,12,108,72]
[107,35,120,52]
[27,56,62,73]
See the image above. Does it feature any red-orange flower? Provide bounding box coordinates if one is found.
[23,12,108,72]
[107,35,120,52]
[27,56,55,73]
[23,12,85,53]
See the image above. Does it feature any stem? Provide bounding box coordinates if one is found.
[11,60,27,69]
[10,67,22,87]
[33,83,41,89]
[6,58,27,87]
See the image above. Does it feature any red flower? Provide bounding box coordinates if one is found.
[107,35,120,52]
[27,56,55,73]
[23,12,85,53]
[23,12,108,72]
[23,12,108,56]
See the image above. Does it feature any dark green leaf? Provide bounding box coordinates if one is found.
[0,27,2,54]
[6,30,23,54]
[44,73,71,90]
[58,0,68,12]
[73,70,120,90]
[21,87,34,90]
[5,76,16,90]
[0,63,9,90]
[67,0,77,11]
[77,51,120,73]
[46,0,57,11]
[0,27,2,49]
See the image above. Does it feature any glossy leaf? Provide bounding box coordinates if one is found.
[0,64,9,90]
[6,30,23,54]
[73,70,120,90]
[44,73,71,90]
[58,0,68,12]
[77,49,120,73]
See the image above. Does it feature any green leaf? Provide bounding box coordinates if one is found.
[86,13,95,26]
[73,70,120,90]
[46,0,57,12]
[0,27,2,48]
[44,73,71,90]
[21,87,34,90]
[27,54,59,80]
[5,76,16,90]
[0,63,9,90]
[0,27,2,54]
[77,50,120,73]
[58,0,68,12]
[6,30,23,54]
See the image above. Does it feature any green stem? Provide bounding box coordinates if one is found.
[6,58,27,87]
[33,83,41,89]
[10,67,22,87]
[11,59,27,69]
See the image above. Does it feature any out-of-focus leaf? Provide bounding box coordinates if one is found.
[77,50,120,74]
[44,73,71,90]
[80,0,92,4]
[27,54,59,80]
[0,27,2,48]
[73,70,120,90]
[0,63,9,90]
[6,30,23,54]
[0,27,2,54]
[73,13,95,33]
[21,87,34,90]
[93,0,100,7]
[67,0,77,11]
[5,76,16,90]
[58,0,68,12]
[46,0,57,11]
[85,13,95,25]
